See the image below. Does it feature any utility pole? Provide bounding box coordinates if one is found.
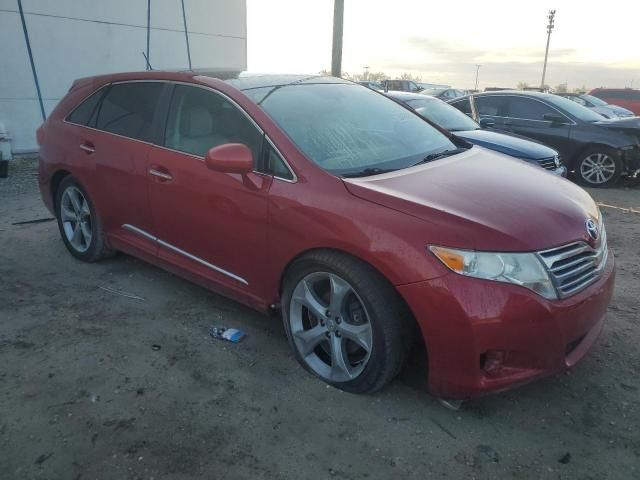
[331,0,344,77]
[474,64,481,90]
[540,9,556,90]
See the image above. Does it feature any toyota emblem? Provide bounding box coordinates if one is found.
[585,218,599,240]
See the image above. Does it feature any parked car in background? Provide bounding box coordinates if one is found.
[417,82,450,90]
[387,92,565,175]
[589,88,640,116]
[558,93,634,119]
[37,71,614,400]
[383,79,423,92]
[357,80,384,90]
[420,87,466,101]
[450,91,640,187]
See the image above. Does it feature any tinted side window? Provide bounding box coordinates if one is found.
[164,85,262,161]
[266,144,294,180]
[67,88,105,126]
[631,91,640,101]
[507,97,555,121]
[451,98,472,115]
[476,96,507,116]
[95,83,163,141]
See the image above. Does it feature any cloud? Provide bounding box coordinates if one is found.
[374,37,636,88]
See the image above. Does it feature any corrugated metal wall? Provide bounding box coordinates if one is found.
[0,0,247,153]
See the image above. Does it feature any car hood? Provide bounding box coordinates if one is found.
[453,129,557,160]
[594,116,640,134]
[343,147,599,252]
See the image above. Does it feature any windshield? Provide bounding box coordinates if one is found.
[547,95,606,122]
[421,88,447,96]
[404,97,479,131]
[581,94,608,107]
[244,83,457,176]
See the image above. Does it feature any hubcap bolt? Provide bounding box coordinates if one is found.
[325,332,331,337]
[326,310,331,318]
[335,331,341,338]
[336,317,341,324]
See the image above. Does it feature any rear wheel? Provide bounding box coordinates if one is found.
[55,176,114,262]
[282,251,413,394]
[575,147,621,187]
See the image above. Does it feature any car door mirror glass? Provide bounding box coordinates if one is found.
[205,143,253,174]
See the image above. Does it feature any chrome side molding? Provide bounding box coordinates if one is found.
[122,224,248,286]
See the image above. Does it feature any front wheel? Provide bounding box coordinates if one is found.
[282,251,413,394]
[575,148,622,187]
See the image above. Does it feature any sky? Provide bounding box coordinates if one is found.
[246,0,640,90]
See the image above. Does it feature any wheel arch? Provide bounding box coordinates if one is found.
[278,247,426,350]
[50,169,72,209]
[568,142,619,170]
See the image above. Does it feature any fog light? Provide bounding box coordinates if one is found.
[480,350,505,377]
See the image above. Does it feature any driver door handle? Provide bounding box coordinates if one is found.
[149,168,173,181]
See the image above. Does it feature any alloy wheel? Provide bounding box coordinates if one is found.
[289,272,373,382]
[580,153,616,185]
[60,186,92,252]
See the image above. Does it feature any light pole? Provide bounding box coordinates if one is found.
[331,0,344,77]
[474,64,481,91]
[540,9,556,89]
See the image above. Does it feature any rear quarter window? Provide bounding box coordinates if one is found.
[66,88,106,126]
[450,98,472,115]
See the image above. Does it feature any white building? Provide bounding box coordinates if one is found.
[0,0,247,154]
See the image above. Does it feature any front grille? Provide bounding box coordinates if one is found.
[537,226,608,298]
[538,156,559,170]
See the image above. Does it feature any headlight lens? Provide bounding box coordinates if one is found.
[429,246,557,299]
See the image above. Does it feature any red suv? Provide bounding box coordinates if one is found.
[37,71,615,400]
[589,88,640,115]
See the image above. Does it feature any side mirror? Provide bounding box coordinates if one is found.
[205,143,253,174]
[543,113,568,124]
[479,117,495,128]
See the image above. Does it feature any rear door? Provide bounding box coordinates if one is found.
[146,83,271,298]
[78,81,165,255]
[502,96,572,157]
[475,95,509,130]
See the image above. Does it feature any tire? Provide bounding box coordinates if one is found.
[55,175,114,262]
[575,147,622,188]
[281,251,413,394]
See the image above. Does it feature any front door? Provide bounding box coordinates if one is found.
[146,84,270,298]
[502,96,573,158]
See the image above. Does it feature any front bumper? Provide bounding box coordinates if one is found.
[397,251,615,399]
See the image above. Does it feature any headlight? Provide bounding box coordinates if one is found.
[429,246,557,299]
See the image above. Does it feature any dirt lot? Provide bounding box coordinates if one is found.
[1,158,638,480]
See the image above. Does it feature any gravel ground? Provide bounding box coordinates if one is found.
[0,158,638,480]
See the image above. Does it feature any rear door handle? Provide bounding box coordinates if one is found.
[149,168,173,181]
[79,142,95,154]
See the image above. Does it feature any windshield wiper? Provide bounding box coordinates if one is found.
[341,167,395,178]
[414,147,469,166]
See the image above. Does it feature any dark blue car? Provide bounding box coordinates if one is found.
[387,92,566,176]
